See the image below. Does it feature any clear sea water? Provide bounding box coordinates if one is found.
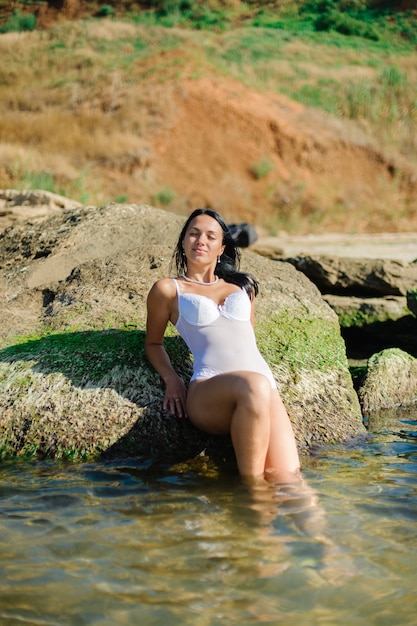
[0,406,416,626]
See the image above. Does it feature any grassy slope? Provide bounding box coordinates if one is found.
[0,1,416,232]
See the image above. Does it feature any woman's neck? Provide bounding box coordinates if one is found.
[180,273,219,286]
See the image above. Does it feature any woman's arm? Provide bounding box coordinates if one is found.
[145,279,187,417]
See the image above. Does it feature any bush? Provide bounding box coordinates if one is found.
[303,0,336,13]
[96,5,115,17]
[251,156,274,180]
[0,10,36,33]
[303,0,369,12]
[150,0,193,16]
[140,0,229,30]
[314,10,379,40]
[21,171,56,194]
[152,187,177,206]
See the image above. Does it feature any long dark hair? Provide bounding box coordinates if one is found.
[171,208,259,299]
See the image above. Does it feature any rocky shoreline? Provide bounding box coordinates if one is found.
[0,191,416,465]
[252,237,417,362]
[252,232,417,263]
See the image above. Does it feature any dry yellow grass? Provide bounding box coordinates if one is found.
[0,18,416,231]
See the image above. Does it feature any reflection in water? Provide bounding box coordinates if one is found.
[0,407,416,625]
[240,475,356,586]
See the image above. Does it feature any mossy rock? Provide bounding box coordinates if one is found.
[0,204,364,462]
[358,348,417,413]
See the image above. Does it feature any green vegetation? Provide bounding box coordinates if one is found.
[339,65,416,144]
[0,1,415,231]
[1,2,415,45]
[21,170,56,194]
[1,326,190,389]
[0,324,193,461]
[257,311,347,374]
[129,1,417,46]
[152,187,177,207]
[337,305,410,329]
[12,168,92,205]
[251,156,274,180]
[0,9,36,33]
[97,5,115,18]
[2,330,146,385]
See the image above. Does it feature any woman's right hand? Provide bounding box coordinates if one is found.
[163,375,188,418]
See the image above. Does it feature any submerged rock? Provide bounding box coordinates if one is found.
[0,202,364,462]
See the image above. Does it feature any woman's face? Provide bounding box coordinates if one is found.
[182,214,225,266]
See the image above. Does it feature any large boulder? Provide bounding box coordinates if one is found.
[0,202,364,463]
[286,255,417,297]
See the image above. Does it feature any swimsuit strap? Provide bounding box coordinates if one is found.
[171,277,181,295]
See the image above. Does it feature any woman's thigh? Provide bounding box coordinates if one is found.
[187,371,272,435]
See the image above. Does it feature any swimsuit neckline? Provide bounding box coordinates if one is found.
[179,289,243,309]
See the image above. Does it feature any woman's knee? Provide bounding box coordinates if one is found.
[236,372,272,411]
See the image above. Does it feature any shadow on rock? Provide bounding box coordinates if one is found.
[0,329,234,465]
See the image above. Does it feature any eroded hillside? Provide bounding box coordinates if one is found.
[0,12,416,233]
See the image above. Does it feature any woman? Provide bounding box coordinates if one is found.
[145,208,300,482]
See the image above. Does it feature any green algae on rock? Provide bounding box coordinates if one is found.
[358,348,417,414]
[0,203,365,462]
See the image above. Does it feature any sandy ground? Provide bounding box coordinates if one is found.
[253,232,417,262]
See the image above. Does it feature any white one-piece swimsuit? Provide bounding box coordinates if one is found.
[173,279,277,388]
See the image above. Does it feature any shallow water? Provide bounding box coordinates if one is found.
[1,407,416,626]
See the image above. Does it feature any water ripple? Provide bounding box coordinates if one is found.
[0,411,416,624]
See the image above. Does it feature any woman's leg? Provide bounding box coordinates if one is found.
[187,372,272,478]
[187,373,299,480]
[264,389,300,481]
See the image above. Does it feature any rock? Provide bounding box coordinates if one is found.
[358,348,417,413]
[342,315,417,360]
[285,256,417,360]
[250,241,285,259]
[0,202,364,462]
[323,294,408,327]
[0,189,82,230]
[252,233,417,264]
[365,405,417,435]
[0,189,81,210]
[287,255,417,297]
[407,289,417,317]
[323,293,417,360]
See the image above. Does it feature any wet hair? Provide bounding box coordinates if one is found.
[171,208,259,299]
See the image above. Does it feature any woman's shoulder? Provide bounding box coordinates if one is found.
[148,277,177,299]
